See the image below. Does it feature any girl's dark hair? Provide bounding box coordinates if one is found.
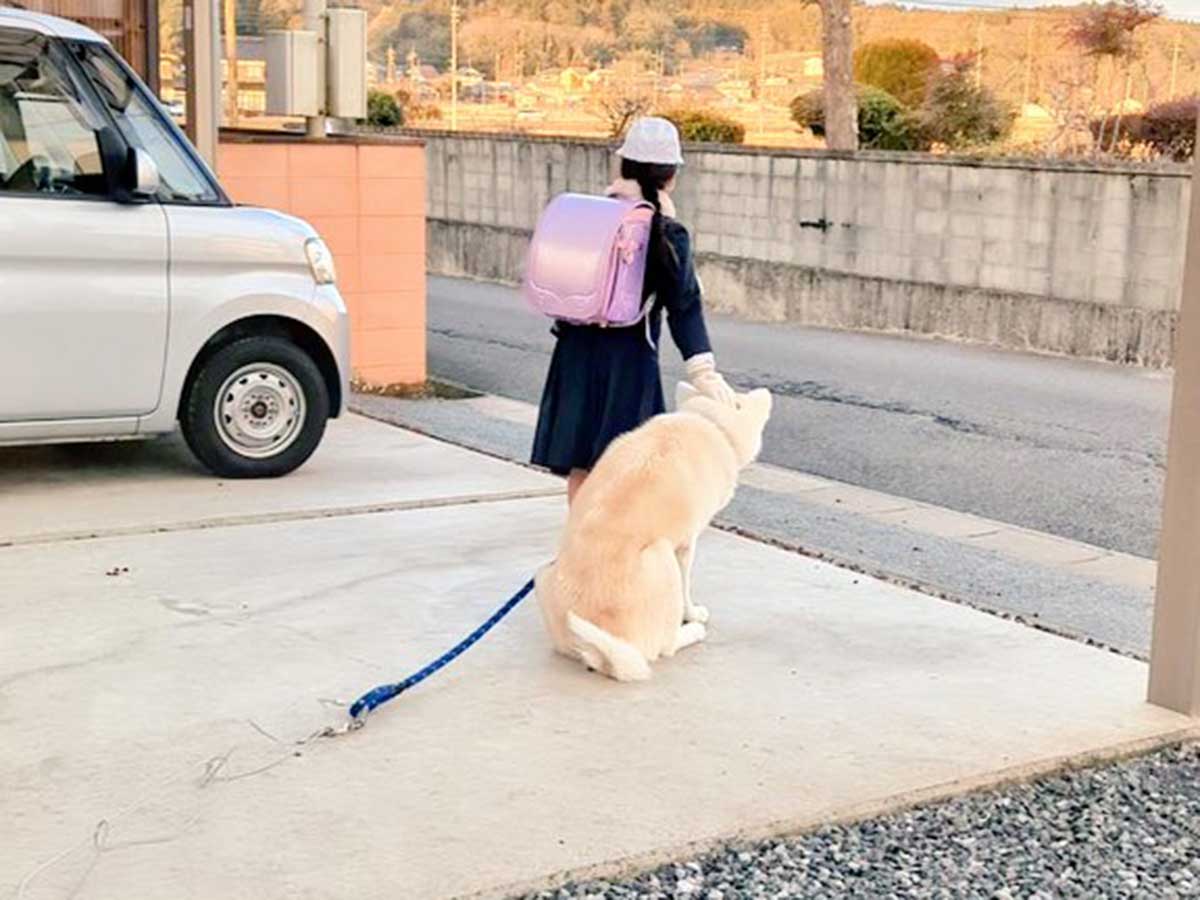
[621,157,679,282]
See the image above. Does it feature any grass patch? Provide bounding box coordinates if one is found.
[351,378,482,400]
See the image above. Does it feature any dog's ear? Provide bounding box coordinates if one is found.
[675,381,701,409]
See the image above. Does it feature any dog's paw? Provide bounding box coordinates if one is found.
[672,621,707,653]
[685,604,710,625]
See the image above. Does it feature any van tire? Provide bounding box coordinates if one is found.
[180,336,330,478]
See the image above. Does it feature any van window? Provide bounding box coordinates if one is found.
[72,42,219,204]
[0,28,108,197]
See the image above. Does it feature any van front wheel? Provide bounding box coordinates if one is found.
[181,336,330,478]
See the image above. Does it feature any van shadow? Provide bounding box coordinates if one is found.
[0,433,209,486]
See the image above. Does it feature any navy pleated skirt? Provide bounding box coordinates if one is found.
[531,321,665,476]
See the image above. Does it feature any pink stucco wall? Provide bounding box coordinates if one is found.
[218,132,427,387]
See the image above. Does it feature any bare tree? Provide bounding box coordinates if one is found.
[1067,0,1162,154]
[821,0,858,151]
[589,65,654,137]
[593,91,653,137]
[1043,59,1097,157]
[1068,0,1161,60]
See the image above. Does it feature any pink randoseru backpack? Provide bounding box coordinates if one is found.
[522,193,655,326]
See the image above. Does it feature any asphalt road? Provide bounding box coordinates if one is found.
[428,276,1171,559]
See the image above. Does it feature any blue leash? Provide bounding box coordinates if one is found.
[347,577,536,721]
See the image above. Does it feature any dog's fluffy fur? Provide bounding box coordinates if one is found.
[536,383,773,680]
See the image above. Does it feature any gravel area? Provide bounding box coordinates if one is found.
[524,743,1200,900]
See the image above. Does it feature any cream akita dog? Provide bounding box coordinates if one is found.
[536,383,773,680]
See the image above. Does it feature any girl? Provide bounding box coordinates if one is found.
[531,116,736,505]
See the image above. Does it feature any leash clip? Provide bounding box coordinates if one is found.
[299,717,364,744]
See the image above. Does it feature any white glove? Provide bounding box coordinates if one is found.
[685,353,736,407]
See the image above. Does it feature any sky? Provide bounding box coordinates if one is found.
[869,0,1200,22]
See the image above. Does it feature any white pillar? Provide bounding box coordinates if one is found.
[183,0,220,166]
[1148,124,1200,717]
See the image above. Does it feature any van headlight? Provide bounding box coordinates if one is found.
[304,237,337,285]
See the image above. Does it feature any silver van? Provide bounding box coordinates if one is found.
[0,10,350,477]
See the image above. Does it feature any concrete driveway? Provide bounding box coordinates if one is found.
[1,414,1193,900]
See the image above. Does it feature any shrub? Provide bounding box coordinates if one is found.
[366,90,404,127]
[917,62,1013,149]
[789,90,823,131]
[854,39,940,108]
[661,108,745,144]
[857,87,926,151]
[790,85,926,151]
[1104,97,1197,160]
[395,88,441,122]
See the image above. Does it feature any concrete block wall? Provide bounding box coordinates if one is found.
[422,132,1190,366]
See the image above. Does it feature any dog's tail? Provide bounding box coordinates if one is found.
[566,612,652,682]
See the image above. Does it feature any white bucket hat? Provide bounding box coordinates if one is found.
[616,116,685,166]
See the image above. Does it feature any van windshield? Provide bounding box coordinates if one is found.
[70,41,219,204]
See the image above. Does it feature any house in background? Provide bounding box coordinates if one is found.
[560,66,587,93]
[158,34,266,120]
[716,77,752,103]
[220,35,267,116]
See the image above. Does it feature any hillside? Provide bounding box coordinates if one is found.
[358,0,1200,110]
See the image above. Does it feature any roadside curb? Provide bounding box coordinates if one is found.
[353,392,1157,594]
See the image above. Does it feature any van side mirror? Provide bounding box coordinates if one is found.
[130,148,160,198]
[96,126,158,203]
